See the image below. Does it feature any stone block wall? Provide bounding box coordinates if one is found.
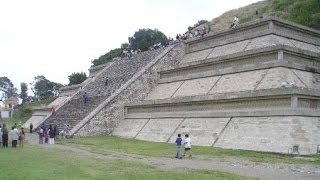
[74,44,185,136]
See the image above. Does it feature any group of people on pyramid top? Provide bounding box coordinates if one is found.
[123,49,142,59]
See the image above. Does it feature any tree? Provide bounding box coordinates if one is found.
[188,20,208,31]
[121,42,130,50]
[128,28,167,51]
[30,75,63,100]
[20,82,28,104]
[0,76,18,101]
[91,48,123,66]
[68,72,87,85]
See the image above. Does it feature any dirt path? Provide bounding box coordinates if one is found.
[26,133,320,180]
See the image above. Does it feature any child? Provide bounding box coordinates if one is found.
[175,134,182,159]
[183,134,192,158]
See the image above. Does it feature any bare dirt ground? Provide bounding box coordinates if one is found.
[26,133,320,180]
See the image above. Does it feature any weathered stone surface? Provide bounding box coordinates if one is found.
[145,81,183,100]
[293,70,320,89]
[270,35,296,48]
[112,118,149,138]
[22,116,46,129]
[180,48,213,64]
[173,76,220,97]
[245,35,277,51]
[214,116,320,154]
[290,39,320,53]
[168,118,230,146]
[48,96,67,107]
[207,40,250,59]
[209,70,267,94]
[256,67,306,90]
[135,118,184,142]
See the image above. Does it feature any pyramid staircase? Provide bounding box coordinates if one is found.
[43,48,167,133]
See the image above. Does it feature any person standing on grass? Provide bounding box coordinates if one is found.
[0,124,2,147]
[9,127,19,148]
[183,134,192,158]
[38,127,44,144]
[48,125,55,144]
[19,128,25,148]
[1,123,8,147]
[175,134,182,159]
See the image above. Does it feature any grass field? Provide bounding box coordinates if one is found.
[60,136,320,165]
[0,144,252,180]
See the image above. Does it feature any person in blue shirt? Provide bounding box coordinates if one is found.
[83,91,89,104]
[175,134,182,159]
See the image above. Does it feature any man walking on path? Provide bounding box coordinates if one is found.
[175,134,182,159]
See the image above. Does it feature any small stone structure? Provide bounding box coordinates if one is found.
[118,17,320,155]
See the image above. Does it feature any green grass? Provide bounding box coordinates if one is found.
[60,136,320,165]
[0,144,251,180]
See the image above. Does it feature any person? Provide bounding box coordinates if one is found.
[0,124,2,147]
[19,127,25,148]
[230,16,239,29]
[83,91,89,104]
[175,134,182,159]
[104,77,109,86]
[38,127,44,144]
[9,127,19,148]
[1,123,8,147]
[53,125,58,140]
[30,123,33,133]
[48,125,55,144]
[63,124,69,138]
[183,134,192,158]
[51,106,56,116]
[44,129,49,143]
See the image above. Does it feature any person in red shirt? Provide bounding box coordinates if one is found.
[51,107,56,116]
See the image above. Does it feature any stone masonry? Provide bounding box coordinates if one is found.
[43,49,166,132]
[120,17,320,154]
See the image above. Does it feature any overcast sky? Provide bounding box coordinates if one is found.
[0,0,260,94]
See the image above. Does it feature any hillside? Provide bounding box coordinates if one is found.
[196,0,320,32]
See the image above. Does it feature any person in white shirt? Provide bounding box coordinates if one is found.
[231,16,239,29]
[183,134,192,158]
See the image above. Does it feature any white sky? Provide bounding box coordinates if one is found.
[0,0,260,94]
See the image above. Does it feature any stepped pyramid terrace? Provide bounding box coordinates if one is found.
[24,17,320,154]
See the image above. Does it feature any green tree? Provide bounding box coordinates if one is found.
[188,20,208,31]
[128,28,167,51]
[30,75,63,100]
[20,82,28,104]
[0,76,18,101]
[68,72,87,85]
[121,42,130,50]
[91,48,123,66]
